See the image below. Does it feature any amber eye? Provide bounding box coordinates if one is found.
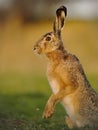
[46,36,51,41]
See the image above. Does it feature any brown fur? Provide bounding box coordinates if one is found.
[33,6,98,129]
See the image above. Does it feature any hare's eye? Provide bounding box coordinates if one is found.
[46,36,51,41]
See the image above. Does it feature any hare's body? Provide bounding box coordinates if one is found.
[47,50,98,128]
[33,6,98,129]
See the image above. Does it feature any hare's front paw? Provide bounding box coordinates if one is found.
[42,103,54,119]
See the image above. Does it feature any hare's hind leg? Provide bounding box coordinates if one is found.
[65,116,75,129]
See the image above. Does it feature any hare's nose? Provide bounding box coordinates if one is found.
[33,45,38,50]
[33,47,36,50]
[32,46,36,52]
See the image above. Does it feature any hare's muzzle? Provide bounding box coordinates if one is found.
[33,44,42,54]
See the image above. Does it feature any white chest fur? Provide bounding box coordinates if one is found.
[49,79,60,94]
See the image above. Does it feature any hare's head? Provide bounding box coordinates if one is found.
[33,6,67,54]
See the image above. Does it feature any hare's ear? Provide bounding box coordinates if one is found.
[53,6,67,37]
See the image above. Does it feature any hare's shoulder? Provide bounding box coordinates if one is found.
[47,53,85,81]
[59,53,84,75]
[63,53,80,65]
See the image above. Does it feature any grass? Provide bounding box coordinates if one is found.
[0,73,66,130]
[0,73,98,130]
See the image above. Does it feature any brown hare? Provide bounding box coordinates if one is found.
[33,6,98,129]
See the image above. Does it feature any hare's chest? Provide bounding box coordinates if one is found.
[47,65,59,94]
[49,79,60,94]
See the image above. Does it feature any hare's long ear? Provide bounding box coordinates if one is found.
[53,6,67,38]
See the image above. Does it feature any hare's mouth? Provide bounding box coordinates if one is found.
[33,46,42,54]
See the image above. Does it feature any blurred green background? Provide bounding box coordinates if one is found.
[0,0,98,129]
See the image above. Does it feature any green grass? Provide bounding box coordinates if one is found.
[0,73,98,130]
